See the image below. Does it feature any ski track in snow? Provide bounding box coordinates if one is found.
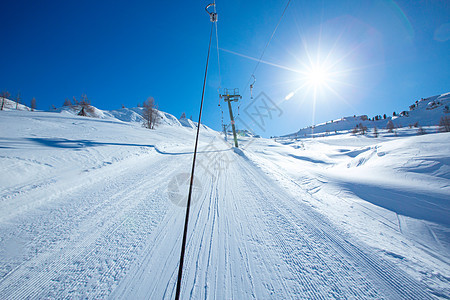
[0,151,186,298]
[0,111,445,299]
[100,144,432,299]
[0,141,436,299]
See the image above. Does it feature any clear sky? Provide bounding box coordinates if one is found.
[1,0,449,137]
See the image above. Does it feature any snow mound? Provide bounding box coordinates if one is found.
[50,104,215,131]
[160,111,182,127]
[105,107,183,127]
[179,117,197,128]
[54,105,116,119]
[179,116,212,130]
[0,98,31,111]
[105,107,144,123]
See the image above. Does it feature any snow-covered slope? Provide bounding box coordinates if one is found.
[176,115,211,130]
[0,108,448,298]
[251,129,450,297]
[54,104,113,119]
[284,92,450,138]
[106,107,145,123]
[55,104,213,130]
[0,98,31,111]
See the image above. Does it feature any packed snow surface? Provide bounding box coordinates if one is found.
[0,109,449,299]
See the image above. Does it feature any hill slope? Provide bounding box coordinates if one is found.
[53,104,212,130]
[0,106,448,298]
[0,98,32,111]
[283,92,450,138]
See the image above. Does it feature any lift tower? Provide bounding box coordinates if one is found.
[220,88,241,148]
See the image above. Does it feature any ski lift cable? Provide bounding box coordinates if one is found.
[242,0,291,97]
[174,5,216,299]
[216,22,222,107]
[250,75,256,99]
[215,21,223,108]
[213,1,225,122]
[214,2,222,91]
[213,4,224,109]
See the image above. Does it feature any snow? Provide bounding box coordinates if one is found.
[0,98,32,111]
[283,92,450,139]
[248,130,450,298]
[47,101,214,132]
[0,101,449,298]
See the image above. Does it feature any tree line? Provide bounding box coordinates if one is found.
[1,90,36,111]
[1,90,163,130]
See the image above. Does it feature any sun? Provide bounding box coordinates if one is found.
[308,65,330,87]
[283,59,337,101]
[283,62,334,100]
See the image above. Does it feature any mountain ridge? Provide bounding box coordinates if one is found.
[281,92,450,138]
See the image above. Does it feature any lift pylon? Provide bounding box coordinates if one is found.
[219,88,241,148]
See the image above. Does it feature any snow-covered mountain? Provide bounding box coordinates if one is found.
[283,92,450,138]
[53,104,212,130]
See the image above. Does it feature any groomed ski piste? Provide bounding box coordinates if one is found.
[0,95,449,299]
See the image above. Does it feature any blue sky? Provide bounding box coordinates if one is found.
[1,0,449,137]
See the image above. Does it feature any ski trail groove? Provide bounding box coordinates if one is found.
[235,153,433,299]
[0,154,182,299]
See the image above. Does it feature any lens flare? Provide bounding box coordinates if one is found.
[308,65,329,87]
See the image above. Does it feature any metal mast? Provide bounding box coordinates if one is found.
[219,88,241,148]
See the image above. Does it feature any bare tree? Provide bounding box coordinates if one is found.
[79,93,90,106]
[373,126,378,138]
[78,94,94,116]
[78,106,87,116]
[180,112,186,119]
[417,126,426,135]
[15,92,21,110]
[358,123,367,135]
[439,116,450,132]
[63,98,72,106]
[386,120,395,133]
[352,123,368,135]
[142,97,158,129]
[30,97,37,111]
[0,91,10,110]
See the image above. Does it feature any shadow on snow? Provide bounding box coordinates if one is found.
[23,137,231,156]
